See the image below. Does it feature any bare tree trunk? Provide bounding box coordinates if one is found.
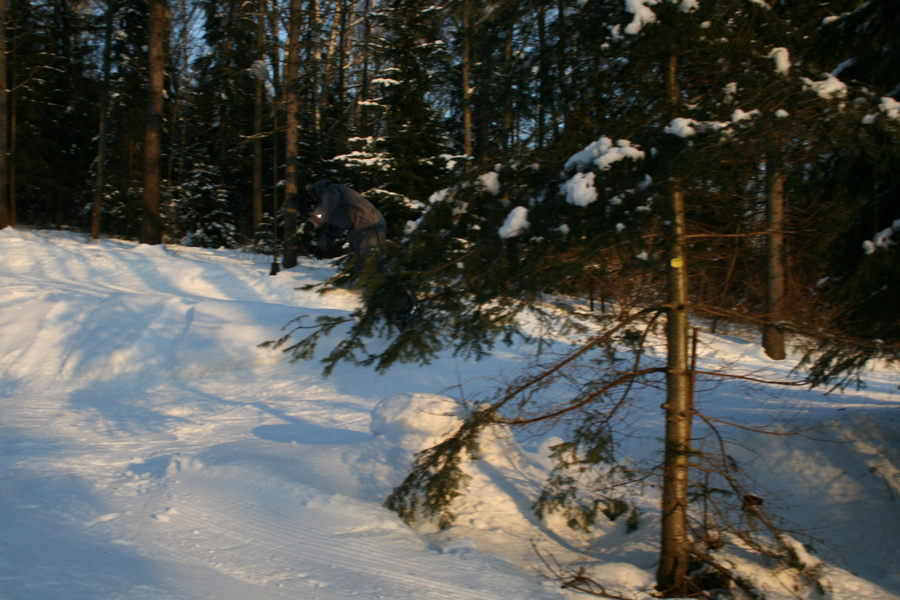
[656,51,693,597]
[554,0,567,140]
[92,0,115,239]
[657,187,694,596]
[763,153,787,360]
[252,0,267,233]
[323,0,343,115]
[142,0,166,245]
[354,0,373,134]
[536,7,546,150]
[309,0,321,138]
[324,0,351,152]
[337,0,351,135]
[502,28,513,154]
[266,2,282,91]
[461,0,472,163]
[8,86,14,226]
[281,0,302,269]
[0,0,9,229]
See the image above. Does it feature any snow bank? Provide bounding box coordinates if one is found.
[2,229,900,600]
[371,393,464,451]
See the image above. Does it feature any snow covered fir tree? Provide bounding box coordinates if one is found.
[0,0,898,598]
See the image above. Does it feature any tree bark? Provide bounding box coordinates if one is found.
[355,0,372,134]
[281,0,302,269]
[252,0,267,233]
[656,51,693,597]
[142,0,166,245]
[0,0,9,229]
[461,0,472,162]
[92,0,115,239]
[308,0,321,138]
[763,153,787,360]
[657,186,694,596]
[536,7,547,150]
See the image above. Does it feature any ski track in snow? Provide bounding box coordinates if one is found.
[0,229,564,600]
[132,462,541,600]
[1,228,900,600]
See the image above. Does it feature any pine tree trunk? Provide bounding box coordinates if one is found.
[656,52,693,597]
[282,0,302,269]
[308,0,321,138]
[763,153,787,360]
[142,0,166,245]
[461,0,473,162]
[92,0,114,239]
[536,8,546,150]
[0,0,9,229]
[355,0,372,134]
[7,73,14,227]
[502,29,513,154]
[657,186,694,596]
[252,0,266,233]
[334,0,351,152]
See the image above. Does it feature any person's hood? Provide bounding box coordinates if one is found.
[314,178,332,197]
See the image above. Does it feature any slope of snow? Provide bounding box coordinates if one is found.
[1,228,898,600]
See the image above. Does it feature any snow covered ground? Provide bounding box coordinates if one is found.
[1,227,899,600]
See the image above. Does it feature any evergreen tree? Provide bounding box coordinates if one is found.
[368,0,454,201]
[7,0,99,228]
[814,0,900,97]
[191,0,259,240]
[99,0,154,237]
[275,0,854,595]
[251,211,278,255]
[797,0,900,386]
[176,160,239,248]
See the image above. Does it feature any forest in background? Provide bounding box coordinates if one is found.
[1,0,898,595]
[0,1,896,352]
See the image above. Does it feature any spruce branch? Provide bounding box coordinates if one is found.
[383,405,498,527]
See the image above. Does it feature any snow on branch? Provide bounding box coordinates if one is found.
[664,117,731,137]
[563,172,598,207]
[769,47,791,75]
[878,97,900,123]
[863,219,900,255]
[561,136,646,208]
[564,136,645,172]
[623,0,698,36]
[477,172,501,196]
[801,73,848,99]
[498,206,530,239]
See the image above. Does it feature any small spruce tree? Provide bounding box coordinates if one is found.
[177,162,239,249]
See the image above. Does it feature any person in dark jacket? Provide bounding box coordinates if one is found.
[307,178,417,329]
[306,179,386,267]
